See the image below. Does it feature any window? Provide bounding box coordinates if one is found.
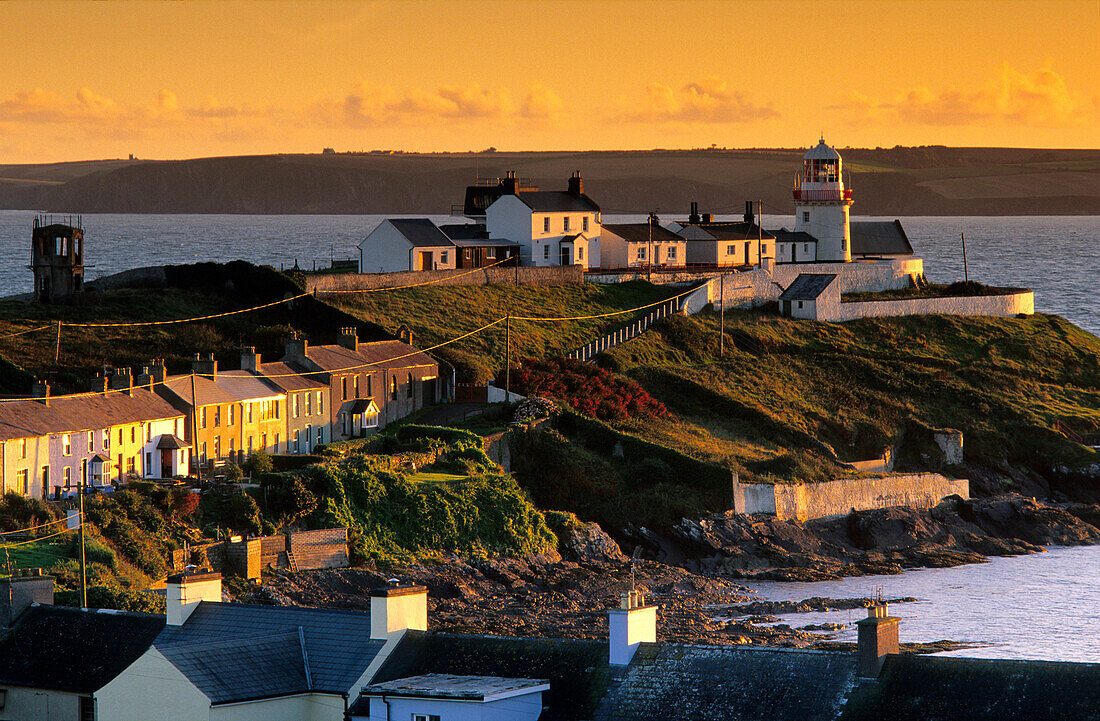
[201,407,208,429]
[87,432,94,452]
[440,251,448,264]
[412,714,441,721]
[486,248,496,259]
[294,430,300,454]
[727,245,736,256]
[82,458,88,483]
[130,427,136,443]
[669,246,677,259]
[464,248,472,259]
[41,465,49,490]
[365,375,372,397]
[63,434,71,456]
[391,375,398,400]
[317,427,323,446]
[802,211,810,222]
[364,409,379,429]
[145,452,152,474]
[127,456,136,475]
[104,430,110,450]
[583,216,589,232]
[637,246,646,260]
[407,373,414,398]
[19,438,26,459]
[275,433,280,451]
[229,438,235,456]
[543,217,550,232]
[247,435,254,453]
[578,246,583,260]
[17,469,28,494]
[261,434,267,451]
[305,392,312,416]
[798,301,804,309]
[63,467,72,486]
[804,244,809,252]
[354,375,360,398]
[318,391,324,413]
[258,399,279,422]
[292,394,300,418]
[342,377,348,400]
[247,403,253,423]
[213,406,221,428]
[213,437,220,460]
[227,404,235,426]
[563,216,570,232]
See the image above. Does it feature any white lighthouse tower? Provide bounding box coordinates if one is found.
[793,138,853,262]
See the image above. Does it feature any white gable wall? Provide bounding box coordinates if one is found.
[359,691,545,721]
[486,195,601,268]
[358,221,455,273]
[211,693,346,721]
[96,646,212,721]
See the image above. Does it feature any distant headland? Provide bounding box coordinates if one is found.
[1,146,1098,216]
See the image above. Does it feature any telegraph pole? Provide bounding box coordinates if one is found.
[55,321,61,363]
[504,312,511,403]
[79,476,87,608]
[719,274,725,357]
[756,200,763,268]
[961,232,969,283]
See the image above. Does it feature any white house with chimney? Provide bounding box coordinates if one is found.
[485,171,602,269]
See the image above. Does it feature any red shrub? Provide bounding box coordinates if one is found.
[511,357,670,422]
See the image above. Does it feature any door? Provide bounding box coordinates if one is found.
[792,243,797,263]
[560,247,570,265]
[744,242,750,265]
[420,251,433,270]
[161,449,173,477]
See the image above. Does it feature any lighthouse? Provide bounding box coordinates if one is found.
[793,138,853,262]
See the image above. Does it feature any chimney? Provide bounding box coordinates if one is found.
[1,568,54,626]
[397,325,413,346]
[91,372,109,394]
[134,366,155,391]
[608,589,656,665]
[191,353,217,380]
[568,170,584,196]
[744,200,754,225]
[150,358,167,385]
[702,213,713,223]
[109,368,134,395]
[32,379,50,404]
[240,346,261,372]
[338,327,358,351]
[688,201,700,224]
[284,331,308,363]
[501,170,519,195]
[648,213,660,227]
[166,570,222,626]
[856,601,899,677]
[370,584,428,641]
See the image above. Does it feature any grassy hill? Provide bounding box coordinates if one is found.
[2,147,1098,215]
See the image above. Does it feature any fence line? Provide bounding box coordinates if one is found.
[565,290,693,363]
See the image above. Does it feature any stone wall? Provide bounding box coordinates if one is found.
[587,269,724,286]
[171,528,347,575]
[287,527,349,570]
[733,473,969,522]
[307,265,582,292]
[824,290,1034,322]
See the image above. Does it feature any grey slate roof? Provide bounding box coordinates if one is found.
[438,223,488,240]
[158,631,310,704]
[596,644,860,721]
[603,223,685,243]
[387,218,455,247]
[359,631,612,721]
[838,654,1100,721]
[779,273,837,301]
[683,221,776,242]
[155,601,384,699]
[0,388,184,442]
[849,220,913,256]
[0,605,165,693]
[773,230,819,244]
[512,191,600,213]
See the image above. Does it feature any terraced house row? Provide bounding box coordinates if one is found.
[0,329,438,498]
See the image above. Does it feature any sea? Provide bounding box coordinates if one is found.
[0,210,1097,661]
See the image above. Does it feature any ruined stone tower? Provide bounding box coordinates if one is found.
[31,215,85,303]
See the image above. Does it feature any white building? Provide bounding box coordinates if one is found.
[601,219,686,269]
[358,219,457,273]
[793,138,854,262]
[485,171,601,269]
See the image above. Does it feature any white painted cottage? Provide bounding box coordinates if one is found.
[358,219,457,273]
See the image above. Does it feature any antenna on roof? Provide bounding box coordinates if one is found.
[630,546,642,592]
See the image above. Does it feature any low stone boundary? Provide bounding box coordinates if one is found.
[732,473,970,522]
[307,265,581,292]
[832,290,1034,321]
[172,527,349,579]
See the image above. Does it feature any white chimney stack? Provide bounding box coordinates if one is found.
[370,584,427,641]
[608,589,656,665]
[166,571,222,626]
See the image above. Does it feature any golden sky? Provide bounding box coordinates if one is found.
[1,0,1097,163]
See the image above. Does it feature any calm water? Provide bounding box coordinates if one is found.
[739,545,1100,662]
[0,211,1096,335]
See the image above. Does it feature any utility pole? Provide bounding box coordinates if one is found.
[189,372,199,479]
[54,320,61,363]
[79,474,87,609]
[647,215,653,283]
[719,274,725,357]
[757,200,763,268]
[961,232,969,283]
[504,312,511,403]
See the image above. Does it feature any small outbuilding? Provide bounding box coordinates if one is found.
[359,218,457,273]
[778,273,838,319]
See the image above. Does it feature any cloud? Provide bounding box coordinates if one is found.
[521,83,564,119]
[617,77,779,124]
[831,62,1088,127]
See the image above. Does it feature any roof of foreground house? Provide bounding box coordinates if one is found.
[779,273,837,301]
[682,221,776,242]
[0,388,185,442]
[0,605,166,693]
[380,218,455,248]
[506,191,601,213]
[849,220,913,256]
[155,602,385,703]
[256,361,328,393]
[363,673,550,701]
[838,655,1100,721]
[303,339,437,375]
[602,223,685,243]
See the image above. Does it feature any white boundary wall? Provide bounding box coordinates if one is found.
[732,473,969,522]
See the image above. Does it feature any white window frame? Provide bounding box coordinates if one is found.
[440,251,448,264]
[543,216,550,232]
[563,216,570,232]
[63,434,71,456]
[803,211,810,222]
[583,216,589,232]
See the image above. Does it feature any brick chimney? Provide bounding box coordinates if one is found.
[134,366,155,391]
[857,601,899,677]
[397,325,413,346]
[568,170,584,196]
[150,358,167,385]
[500,170,519,195]
[608,589,656,665]
[91,372,109,394]
[191,353,217,380]
[110,368,134,395]
[1,568,54,626]
[688,201,701,224]
[370,584,427,641]
[338,327,358,351]
[32,379,50,404]
[166,570,222,626]
[284,331,308,364]
[240,346,260,372]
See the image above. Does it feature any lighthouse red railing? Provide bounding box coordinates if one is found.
[792,189,852,201]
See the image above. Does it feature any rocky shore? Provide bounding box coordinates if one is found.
[245,493,1100,651]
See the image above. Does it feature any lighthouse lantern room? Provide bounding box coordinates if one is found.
[793,138,853,262]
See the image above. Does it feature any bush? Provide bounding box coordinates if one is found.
[67,534,117,569]
[511,357,671,422]
[259,472,318,524]
[199,484,262,537]
[55,586,166,613]
[0,492,59,534]
[242,450,273,476]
